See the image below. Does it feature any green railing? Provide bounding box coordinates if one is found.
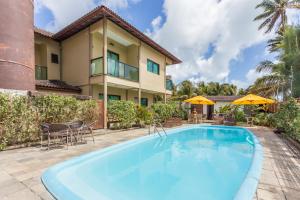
[90,57,139,82]
[91,57,103,76]
[166,79,174,91]
[35,65,47,80]
[107,57,139,82]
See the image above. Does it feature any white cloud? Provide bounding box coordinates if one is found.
[34,0,142,32]
[287,9,300,25]
[147,0,271,84]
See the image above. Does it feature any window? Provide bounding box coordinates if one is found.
[141,98,148,107]
[98,94,121,101]
[51,53,59,64]
[35,66,47,80]
[147,59,159,75]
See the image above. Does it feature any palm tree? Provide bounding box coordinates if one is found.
[254,0,300,33]
[250,26,300,98]
[176,80,195,99]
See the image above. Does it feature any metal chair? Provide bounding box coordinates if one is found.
[80,121,96,144]
[40,123,70,150]
[67,120,85,144]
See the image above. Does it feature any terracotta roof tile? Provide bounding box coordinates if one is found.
[34,27,54,38]
[35,80,81,93]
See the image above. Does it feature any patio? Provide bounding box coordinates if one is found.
[0,126,299,200]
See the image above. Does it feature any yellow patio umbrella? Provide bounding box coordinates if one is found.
[232,94,275,105]
[184,96,215,105]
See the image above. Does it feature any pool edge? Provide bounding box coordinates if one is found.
[41,125,263,200]
[234,127,263,200]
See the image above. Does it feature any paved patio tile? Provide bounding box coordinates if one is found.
[2,188,40,200]
[282,187,300,200]
[0,126,300,199]
[257,188,286,200]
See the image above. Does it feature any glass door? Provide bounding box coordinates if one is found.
[107,51,119,77]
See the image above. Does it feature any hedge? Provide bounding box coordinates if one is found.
[107,100,136,129]
[0,93,99,150]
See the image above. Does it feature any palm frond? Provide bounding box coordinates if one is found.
[255,0,276,9]
[254,10,274,21]
[256,60,275,72]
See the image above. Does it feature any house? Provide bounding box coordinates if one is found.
[33,6,181,127]
[192,96,242,119]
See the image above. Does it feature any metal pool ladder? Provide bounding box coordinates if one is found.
[149,122,167,137]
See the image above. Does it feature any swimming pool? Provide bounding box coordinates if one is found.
[42,125,263,200]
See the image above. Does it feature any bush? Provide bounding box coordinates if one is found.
[253,112,273,126]
[32,95,79,123]
[108,100,136,129]
[217,104,246,122]
[78,100,99,123]
[136,106,153,127]
[272,98,299,139]
[0,93,99,150]
[0,95,39,150]
[151,101,180,122]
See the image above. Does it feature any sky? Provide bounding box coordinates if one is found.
[34,0,298,89]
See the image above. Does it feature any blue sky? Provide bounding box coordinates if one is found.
[34,0,279,89]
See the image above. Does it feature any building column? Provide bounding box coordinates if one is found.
[88,26,92,96]
[103,17,108,129]
[164,93,167,103]
[138,41,142,106]
[138,88,141,106]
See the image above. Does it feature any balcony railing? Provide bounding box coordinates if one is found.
[108,58,139,82]
[35,65,47,80]
[91,57,103,76]
[91,57,139,82]
[166,79,174,91]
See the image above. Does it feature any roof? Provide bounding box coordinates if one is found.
[206,96,243,102]
[34,6,181,64]
[34,27,54,38]
[35,80,81,93]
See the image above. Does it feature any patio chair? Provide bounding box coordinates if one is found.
[79,121,97,144]
[67,120,85,144]
[223,114,236,126]
[212,114,224,125]
[246,117,254,127]
[40,123,70,150]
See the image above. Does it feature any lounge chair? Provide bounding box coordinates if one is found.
[40,123,70,150]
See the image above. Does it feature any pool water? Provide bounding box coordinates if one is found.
[42,126,262,200]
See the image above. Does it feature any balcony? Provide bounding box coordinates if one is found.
[91,57,139,82]
[91,57,103,76]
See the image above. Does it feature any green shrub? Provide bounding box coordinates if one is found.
[217,104,246,122]
[108,100,136,129]
[151,101,179,122]
[32,95,79,123]
[0,93,99,150]
[253,112,273,126]
[0,95,39,150]
[136,106,153,127]
[272,98,299,139]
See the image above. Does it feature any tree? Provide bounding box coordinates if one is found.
[250,26,300,98]
[254,0,300,33]
[176,80,195,99]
